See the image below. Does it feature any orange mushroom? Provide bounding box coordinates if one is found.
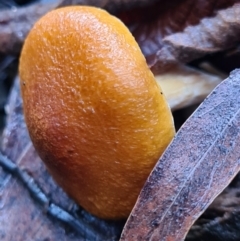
[19,6,175,219]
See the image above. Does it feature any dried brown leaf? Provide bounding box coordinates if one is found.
[155,65,223,111]
[151,3,240,73]
[116,0,239,61]
[120,69,240,241]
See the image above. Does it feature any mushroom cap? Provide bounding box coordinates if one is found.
[19,6,175,219]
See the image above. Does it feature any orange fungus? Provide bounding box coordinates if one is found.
[19,6,175,219]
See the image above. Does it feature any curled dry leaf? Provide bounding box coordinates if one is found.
[151,3,240,73]
[155,65,223,111]
[116,0,239,60]
[120,69,240,241]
